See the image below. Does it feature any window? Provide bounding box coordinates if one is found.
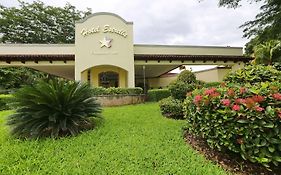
[99,71,119,88]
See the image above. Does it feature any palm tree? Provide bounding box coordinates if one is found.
[7,79,101,139]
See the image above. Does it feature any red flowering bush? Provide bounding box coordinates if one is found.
[184,82,281,168]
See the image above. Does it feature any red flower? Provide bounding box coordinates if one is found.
[204,88,217,95]
[245,98,256,109]
[221,99,231,107]
[252,95,265,103]
[194,95,203,105]
[235,98,246,104]
[254,106,264,112]
[240,87,246,94]
[227,89,235,96]
[272,93,281,100]
[232,105,240,111]
[210,92,220,98]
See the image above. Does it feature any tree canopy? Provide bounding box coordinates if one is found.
[0,0,91,44]
[217,0,281,64]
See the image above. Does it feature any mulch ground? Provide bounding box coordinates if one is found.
[184,132,281,175]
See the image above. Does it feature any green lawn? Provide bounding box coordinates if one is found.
[0,103,229,175]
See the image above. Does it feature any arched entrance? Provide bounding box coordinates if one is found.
[81,65,128,88]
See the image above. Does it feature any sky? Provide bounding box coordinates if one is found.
[0,0,262,71]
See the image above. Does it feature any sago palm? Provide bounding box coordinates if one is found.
[7,79,101,139]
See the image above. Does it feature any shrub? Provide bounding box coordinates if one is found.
[92,87,143,96]
[177,70,197,84]
[0,94,13,111]
[224,65,281,85]
[126,87,143,95]
[7,79,102,139]
[147,89,170,102]
[169,81,199,101]
[184,82,281,168]
[203,82,221,88]
[159,97,184,119]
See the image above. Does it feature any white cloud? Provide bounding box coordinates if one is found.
[1,0,262,47]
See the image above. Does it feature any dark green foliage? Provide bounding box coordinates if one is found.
[203,82,221,88]
[185,82,281,168]
[0,1,91,44]
[147,89,171,102]
[168,81,198,101]
[224,65,281,85]
[92,87,143,96]
[0,94,13,111]
[7,79,101,139]
[159,97,184,119]
[0,67,53,90]
[177,70,197,84]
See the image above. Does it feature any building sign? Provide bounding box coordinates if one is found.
[81,25,128,38]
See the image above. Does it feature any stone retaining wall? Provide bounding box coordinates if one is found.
[95,94,145,107]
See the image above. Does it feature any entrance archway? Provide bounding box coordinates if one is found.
[81,65,128,88]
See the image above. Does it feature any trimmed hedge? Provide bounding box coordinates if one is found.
[0,94,13,111]
[184,82,281,168]
[147,89,170,102]
[159,97,184,119]
[203,82,221,88]
[92,87,143,96]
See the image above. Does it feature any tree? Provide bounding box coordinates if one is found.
[252,40,281,65]
[0,1,92,90]
[0,0,91,43]
[217,0,281,40]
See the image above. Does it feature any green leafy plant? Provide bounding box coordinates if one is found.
[147,89,170,102]
[177,70,196,84]
[224,65,281,85]
[169,81,199,101]
[92,87,143,96]
[184,82,281,168]
[0,94,13,111]
[159,97,184,119]
[7,79,101,139]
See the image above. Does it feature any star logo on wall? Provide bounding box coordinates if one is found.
[99,37,112,48]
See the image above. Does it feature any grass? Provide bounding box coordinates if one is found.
[0,103,230,175]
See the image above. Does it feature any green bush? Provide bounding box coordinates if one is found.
[184,82,281,168]
[203,82,221,88]
[224,65,281,85]
[92,87,143,95]
[159,97,184,119]
[7,79,102,139]
[169,81,199,101]
[147,89,170,102]
[177,70,196,84]
[0,94,13,111]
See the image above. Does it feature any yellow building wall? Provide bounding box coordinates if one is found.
[81,70,88,82]
[148,76,177,88]
[90,65,127,88]
[75,12,135,87]
[195,68,231,82]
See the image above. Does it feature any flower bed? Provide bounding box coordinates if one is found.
[184,82,281,168]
